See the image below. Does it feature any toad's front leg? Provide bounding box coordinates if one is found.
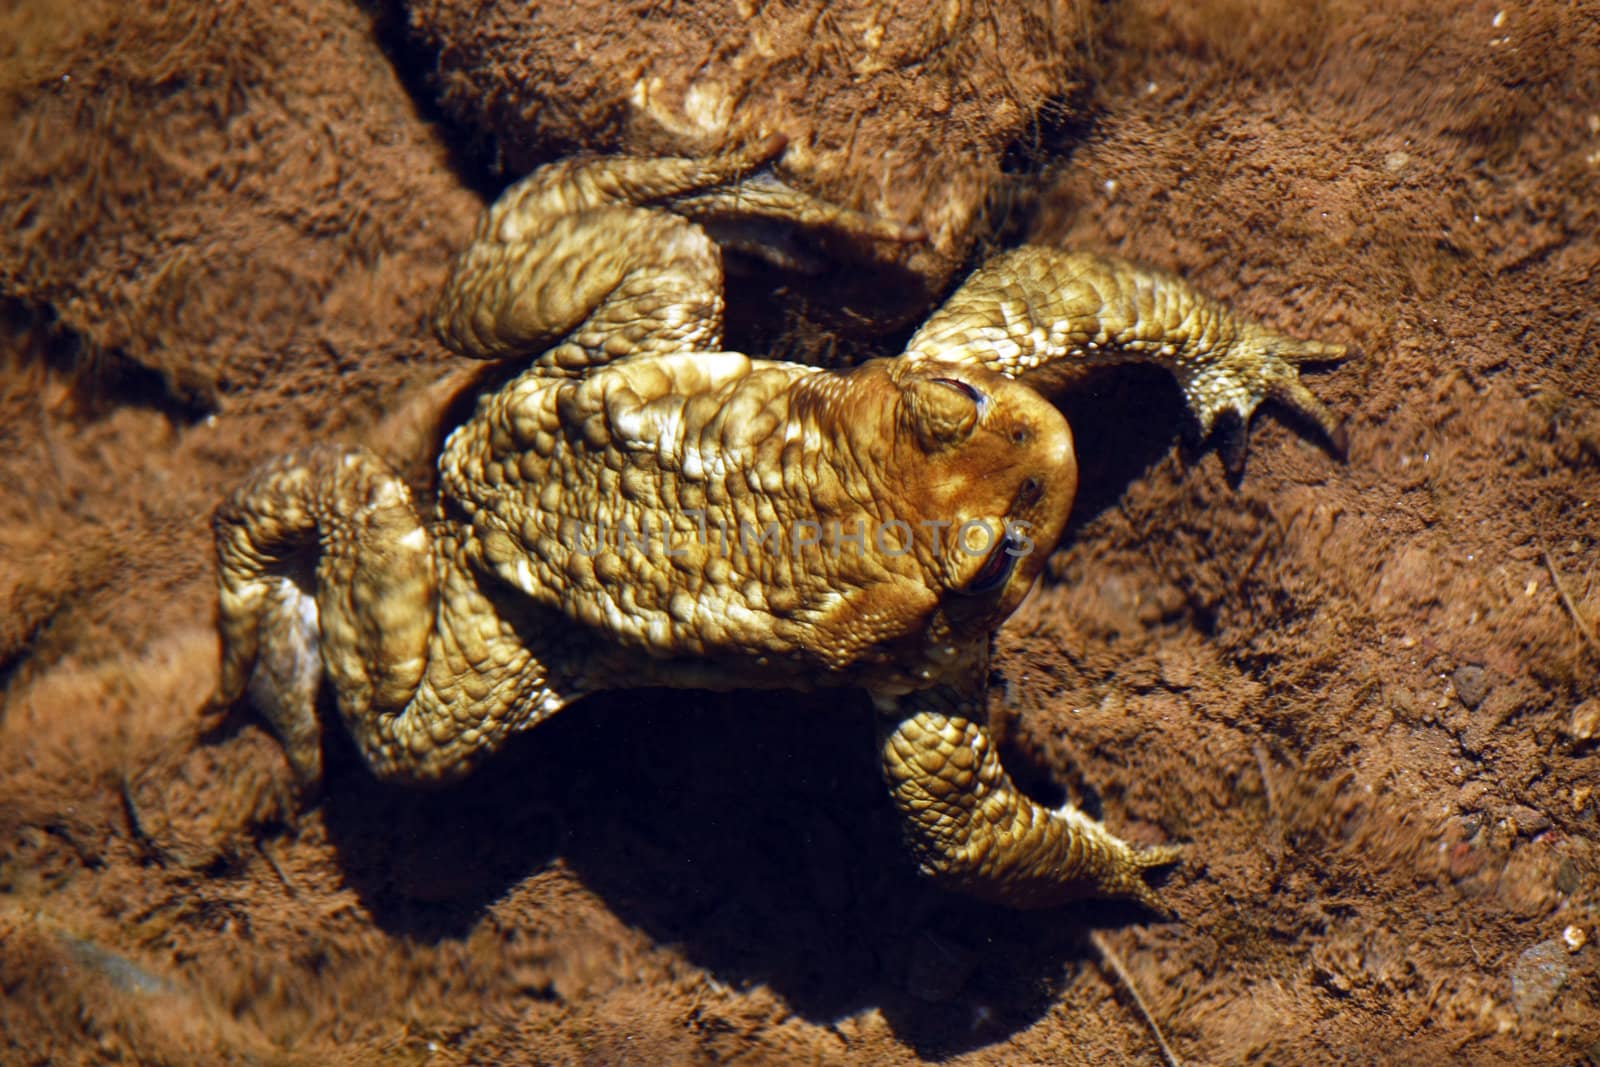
[904,248,1352,470]
[878,687,1180,911]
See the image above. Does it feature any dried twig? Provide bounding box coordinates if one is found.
[256,838,297,897]
[1089,929,1182,1067]
[1252,743,1279,821]
[1539,541,1600,655]
[118,774,159,861]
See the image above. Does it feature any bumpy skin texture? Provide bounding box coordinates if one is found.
[212,137,1347,911]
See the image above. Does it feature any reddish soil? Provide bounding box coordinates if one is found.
[3,0,1599,1064]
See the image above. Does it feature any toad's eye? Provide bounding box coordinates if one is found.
[959,531,1021,596]
[931,377,988,417]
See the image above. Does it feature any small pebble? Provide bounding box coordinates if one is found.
[1568,699,1600,740]
[1390,686,1418,719]
[1556,858,1582,895]
[1510,939,1570,1015]
[1155,648,1198,690]
[1384,150,1411,173]
[61,934,175,997]
[1563,925,1588,952]
[1452,665,1489,710]
[1508,805,1551,836]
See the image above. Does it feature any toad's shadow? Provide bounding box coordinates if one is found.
[319,687,1162,1056]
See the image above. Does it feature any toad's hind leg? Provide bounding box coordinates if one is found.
[431,136,921,371]
[879,690,1180,912]
[214,445,558,787]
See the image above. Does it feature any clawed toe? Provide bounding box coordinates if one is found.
[1134,842,1184,870]
[1271,376,1348,457]
[1280,336,1352,365]
[1183,324,1354,469]
[1120,843,1183,918]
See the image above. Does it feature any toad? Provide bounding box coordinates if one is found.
[212,136,1347,910]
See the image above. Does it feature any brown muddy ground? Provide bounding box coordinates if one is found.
[3,0,1599,1063]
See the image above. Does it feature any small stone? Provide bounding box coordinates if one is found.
[1562,925,1588,952]
[1390,686,1418,720]
[1452,665,1489,710]
[1510,939,1570,1015]
[1498,848,1558,916]
[1508,805,1552,836]
[1384,150,1411,173]
[1556,858,1582,895]
[1568,699,1600,740]
[61,934,176,997]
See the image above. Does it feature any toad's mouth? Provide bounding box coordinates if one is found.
[958,529,1025,596]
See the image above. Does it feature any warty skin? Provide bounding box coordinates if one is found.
[213,135,1348,912]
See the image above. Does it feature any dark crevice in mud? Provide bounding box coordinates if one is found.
[72,349,218,425]
[0,643,38,712]
[980,88,1102,257]
[0,295,215,424]
[0,574,57,704]
[355,0,518,203]
[1001,88,1101,178]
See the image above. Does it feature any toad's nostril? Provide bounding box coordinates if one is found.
[1014,477,1043,510]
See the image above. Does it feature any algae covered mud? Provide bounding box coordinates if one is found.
[3,0,1599,1063]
